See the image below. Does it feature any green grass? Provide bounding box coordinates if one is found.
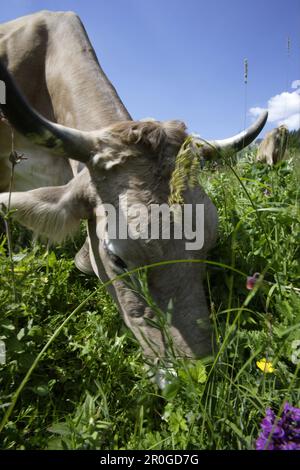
[0,149,299,450]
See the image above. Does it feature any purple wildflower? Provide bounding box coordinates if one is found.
[256,402,300,450]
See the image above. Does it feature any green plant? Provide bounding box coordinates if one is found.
[0,150,299,450]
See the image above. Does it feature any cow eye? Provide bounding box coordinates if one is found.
[103,240,127,272]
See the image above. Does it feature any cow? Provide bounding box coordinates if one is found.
[0,11,268,383]
[256,125,289,165]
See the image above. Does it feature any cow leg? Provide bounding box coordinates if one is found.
[74,237,94,275]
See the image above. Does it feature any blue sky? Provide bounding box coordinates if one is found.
[1,0,300,138]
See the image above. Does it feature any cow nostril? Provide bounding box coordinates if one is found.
[103,239,127,272]
[110,253,127,271]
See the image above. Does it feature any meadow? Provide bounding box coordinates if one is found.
[0,139,299,450]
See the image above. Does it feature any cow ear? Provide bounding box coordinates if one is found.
[0,175,94,242]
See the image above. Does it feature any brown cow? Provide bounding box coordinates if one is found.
[256,125,288,165]
[0,11,268,385]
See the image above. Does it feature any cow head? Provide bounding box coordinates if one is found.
[0,62,268,373]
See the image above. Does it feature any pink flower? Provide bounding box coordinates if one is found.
[246,272,260,290]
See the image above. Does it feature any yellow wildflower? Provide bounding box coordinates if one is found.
[256,358,275,373]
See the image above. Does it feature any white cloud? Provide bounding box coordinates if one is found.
[279,113,300,129]
[291,80,300,89]
[249,106,267,116]
[267,91,300,121]
[249,80,300,131]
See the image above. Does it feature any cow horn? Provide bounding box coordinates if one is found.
[195,110,268,159]
[0,60,96,163]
